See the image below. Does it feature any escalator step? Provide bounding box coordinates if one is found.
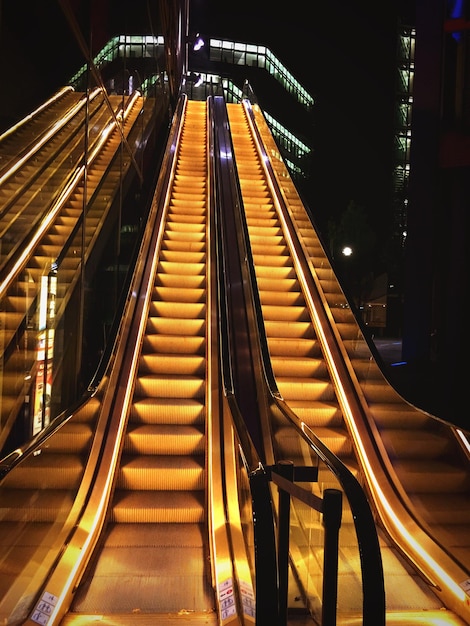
[149,300,206,319]
[284,399,344,426]
[381,429,452,459]
[104,521,205,546]
[134,375,205,399]
[0,489,75,521]
[159,249,206,263]
[276,377,336,402]
[370,403,430,428]
[118,456,205,491]
[129,398,205,425]
[394,460,469,492]
[143,334,205,355]
[162,239,206,253]
[124,424,205,455]
[148,317,205,336]
[270,355,328,378]
[264,320,315,339]
[275,424,353,457]
[261,304,310,322]
[42,422,94,453]
[4,455,85,489]
[111,490,205,523]
[156,273,206,289]
[267,336,321,357]
[140,353,205,376]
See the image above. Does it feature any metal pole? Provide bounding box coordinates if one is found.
[250,469,279,625]
[277,461,294,625]
[322,488,342,626]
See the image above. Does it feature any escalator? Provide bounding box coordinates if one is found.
[225,99,470,625]
[0,88,146,619]
[0,87,80,180]
[0,89,468,626]
[62,97,216,621]
[0,96,256,626]
[213,94,385,626]
[0,86,153,456]
[1,87,119,264]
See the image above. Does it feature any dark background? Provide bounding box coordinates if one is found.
[196,0,411,240]
[1,0,412,227]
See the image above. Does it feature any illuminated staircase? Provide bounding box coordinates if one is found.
[253,104,470,575]
[226,102,447,621]
[65,99,217,620]
[0,90,115,263]
[0,93,142,453]
[226,104,355,474]
[0,394,101,615]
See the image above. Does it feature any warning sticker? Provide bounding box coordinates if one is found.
[240,579,255,618]
[460,579,470,595]
[219,578,236,620]
[31,591,58,625]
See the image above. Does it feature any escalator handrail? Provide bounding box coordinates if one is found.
[210,94,280,624]
[0,86,75,145]
[211,96,265,464]
[0,92,164,469]
[0,87,97,186]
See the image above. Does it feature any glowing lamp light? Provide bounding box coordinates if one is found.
[193,34,205,51]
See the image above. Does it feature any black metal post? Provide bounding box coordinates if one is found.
[250,469,280,625]
[322,488,342,626]
[277,461,294,625]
